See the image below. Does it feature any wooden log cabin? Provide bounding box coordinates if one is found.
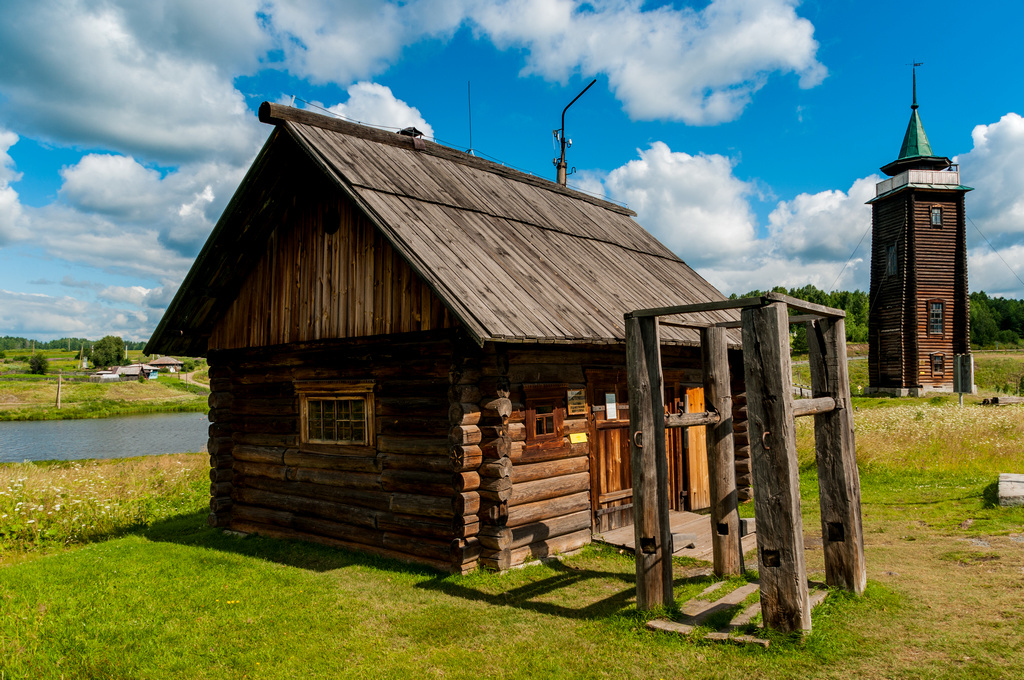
[146,102,748,573]
[867,70,972,396]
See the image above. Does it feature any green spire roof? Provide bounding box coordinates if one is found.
[897,68,933,159]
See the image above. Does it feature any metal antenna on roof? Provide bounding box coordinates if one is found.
[553,79,596,186]
[467,81,475,156]
[906,61,924,109]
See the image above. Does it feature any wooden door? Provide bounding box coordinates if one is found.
[586,371,710,531]
[685,387,710,510]
[587,372,632,533]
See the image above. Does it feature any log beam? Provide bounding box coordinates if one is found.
[742,301,810,633]
[701,325,741,577]
[807,317,866,595]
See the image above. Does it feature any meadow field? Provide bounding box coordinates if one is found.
[0,350,208,421]
[0,397,1022,679]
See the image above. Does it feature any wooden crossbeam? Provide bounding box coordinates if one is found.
[628,292,845,321]
[792,397,837,417]
[665,410,721,428]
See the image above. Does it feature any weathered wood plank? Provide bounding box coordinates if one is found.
[701,326,741,577]
[807,317,866,595]
[741,302,810,633]
[626,315,673,610]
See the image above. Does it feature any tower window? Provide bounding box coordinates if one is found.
[930,206,942,226]
[928,300,944,335]
[931,353,945,377]
[886,245,897,277]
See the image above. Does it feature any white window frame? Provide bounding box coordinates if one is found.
[928,300,945,336]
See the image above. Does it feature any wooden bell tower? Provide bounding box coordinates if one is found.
[867,68,972,396]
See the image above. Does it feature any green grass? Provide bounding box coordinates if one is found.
[972,351,1024,395]
[1,401,1023,678]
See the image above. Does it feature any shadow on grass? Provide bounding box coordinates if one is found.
[415,551,720,622]
[140,511,723,622]
[982,480,1001,508]
[140,509,441,577]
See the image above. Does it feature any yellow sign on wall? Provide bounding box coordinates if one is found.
[569,432,588,444]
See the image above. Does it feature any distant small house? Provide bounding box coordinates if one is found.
[114,364,159,381]
[150,356,185,373]
[92,370,120,383]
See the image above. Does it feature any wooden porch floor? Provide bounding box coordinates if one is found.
[592,511,757,562]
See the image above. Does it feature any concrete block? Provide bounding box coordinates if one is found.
[998,473,1024,507]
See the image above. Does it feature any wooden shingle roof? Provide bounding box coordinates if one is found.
[148,103,739,355]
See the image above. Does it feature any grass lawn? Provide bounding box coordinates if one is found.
[1,404,1023,678]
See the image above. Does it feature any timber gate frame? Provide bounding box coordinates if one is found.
[625,292,866,633]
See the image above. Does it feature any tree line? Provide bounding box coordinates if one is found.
[730,285,1022,349]
[0,336,148,352]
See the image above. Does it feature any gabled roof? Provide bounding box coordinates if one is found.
[148,103,739,355]
[149,356,184,366]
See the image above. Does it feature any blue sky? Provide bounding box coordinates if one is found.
[1,0,1022,342]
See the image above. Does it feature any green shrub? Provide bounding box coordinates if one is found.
[28,354,48,375]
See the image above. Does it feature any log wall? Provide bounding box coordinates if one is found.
[870,188,970,390]
[206,333,474,572]
[869,196,909,387]
[910,191,969,388]
[206,334,749,572]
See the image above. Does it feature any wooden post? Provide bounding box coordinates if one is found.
[626,315,673,610]
[56,370,62,409]
[701,326,741,576]
[741,302,810,633]
[806,317,866,594]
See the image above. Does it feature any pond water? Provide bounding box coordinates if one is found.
[0,412,209,463]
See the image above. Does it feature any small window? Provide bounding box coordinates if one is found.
[929,301,944,335]
[931,353,945,377]
[534,405,556,437]
[886,245,898,277]
[524,386,565,442]
[297,381,374,446]
[930,206,942,226]
[306,397,368,444]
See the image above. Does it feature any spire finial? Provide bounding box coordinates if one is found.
[909,61,923,110]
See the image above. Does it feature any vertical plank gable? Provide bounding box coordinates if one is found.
[209,193,455,351]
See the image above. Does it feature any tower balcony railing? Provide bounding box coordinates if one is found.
[876,167,961,196]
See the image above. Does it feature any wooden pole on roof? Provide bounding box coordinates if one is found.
[741,301,811,633]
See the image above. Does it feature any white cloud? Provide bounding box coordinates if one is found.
[60,155,165,220]
[597,141,878,293]
[468,0,826,124]
[969,245,1024,299]
[0,1,264,164]
[54,154,246,261]
[326,82,435,138]
[0,289,158,342]
[0,130,29,246]
[96,284,176,309]
[604,142,758,267]
[957,113,1024,247]
[264,0,412,84]
[767,176,878,263]
[265,0,825,125]
[945,112,1024,298]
